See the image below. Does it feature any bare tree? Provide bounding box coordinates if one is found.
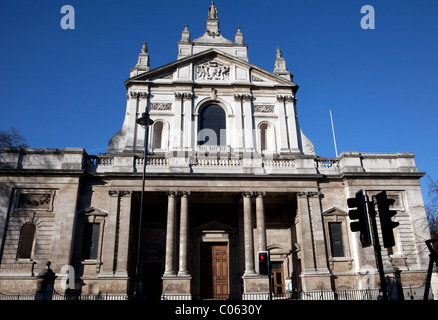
[0,127,28,149]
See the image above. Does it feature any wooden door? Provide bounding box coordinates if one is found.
[201,243,228,299]
[271,262,284,295]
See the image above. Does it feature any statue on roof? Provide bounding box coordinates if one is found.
[141,42,148,54]
[208,1,218,19]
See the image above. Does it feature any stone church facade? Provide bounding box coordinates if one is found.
[0,3,432,299]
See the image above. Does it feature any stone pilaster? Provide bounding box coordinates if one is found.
[99,190,120,277]
[296,191,332,291]
[115,191,132,277]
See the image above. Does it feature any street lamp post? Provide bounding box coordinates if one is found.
[135,111,154,298]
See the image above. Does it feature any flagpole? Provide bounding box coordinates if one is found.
[330,108,338,158]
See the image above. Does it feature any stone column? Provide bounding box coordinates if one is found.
[242,191,256,276]
[178,191,191,276]
[164,191,178,277]
[255,192,267,252]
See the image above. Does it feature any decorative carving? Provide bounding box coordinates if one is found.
[108,190,119,197]
[251,75,264,82]
[234,93,252,101]
[151,103,172,111]
[276,95,295,103]
[167,191,179,197]
[180,191,191,197]
[18,193,51,209]
[196,61,230,81]
[174,92,193,100]
[128,90,149,100]
[254,105,274,113]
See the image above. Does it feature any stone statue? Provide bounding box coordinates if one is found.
[276,46,282,58]
[208,1,218,19]
[141,42,148,54]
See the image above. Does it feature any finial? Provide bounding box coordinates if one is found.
[235,26,244,44]
[180,24,191,42]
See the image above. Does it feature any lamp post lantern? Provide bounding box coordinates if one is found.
[135,111,154,298]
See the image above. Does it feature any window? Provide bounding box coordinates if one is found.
[153,121,164,150]
[260,123,268,151]
[81,223,100,260]
[18,223,36,259]
[329,222,345,258]
[198,104,226,145]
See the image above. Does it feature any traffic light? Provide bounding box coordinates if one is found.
[375,191,399,248]
[347,189,372,248]
[258,251,270,275]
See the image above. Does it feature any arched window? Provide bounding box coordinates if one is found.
[18,223,36,259]
[259,122,276,153]
[198,104,226,146]
[153,121,164,150]
[260,123,269,152]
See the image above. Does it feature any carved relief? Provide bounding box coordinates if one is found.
[127,90,149,100]
[251,75,264,82]
[14,190,55,212]
[196,61,230,81]
[174,92,193,100]
[234,93,252,101]
[151,103,172,111]
[254,105,274,113]
[276,95,295,103]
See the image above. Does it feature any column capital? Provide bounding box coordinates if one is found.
[242,191,254,198]
[297,191,321,199]
[166,191,179,197]
[120,190,132,197]
[108,190,119,197]
[180,191,191,197]
[255,191,266,198]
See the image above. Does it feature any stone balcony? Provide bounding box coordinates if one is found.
[0,148,420,177]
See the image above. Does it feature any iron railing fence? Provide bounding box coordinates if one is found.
[0,289,381,301]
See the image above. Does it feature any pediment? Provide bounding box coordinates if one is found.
[126,49,297,88]
[192,220,236,233]
[79,206,108,216]
[321,207,347,216]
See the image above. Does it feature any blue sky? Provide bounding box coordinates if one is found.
[0,0,437,203]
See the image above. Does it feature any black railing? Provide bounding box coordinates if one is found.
[0,289,382,301]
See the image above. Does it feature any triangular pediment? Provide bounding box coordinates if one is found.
[322,207,347,216]
[125,49,297,89]
[79,206,108,216]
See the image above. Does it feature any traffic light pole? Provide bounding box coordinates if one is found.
[367,196,388,300]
